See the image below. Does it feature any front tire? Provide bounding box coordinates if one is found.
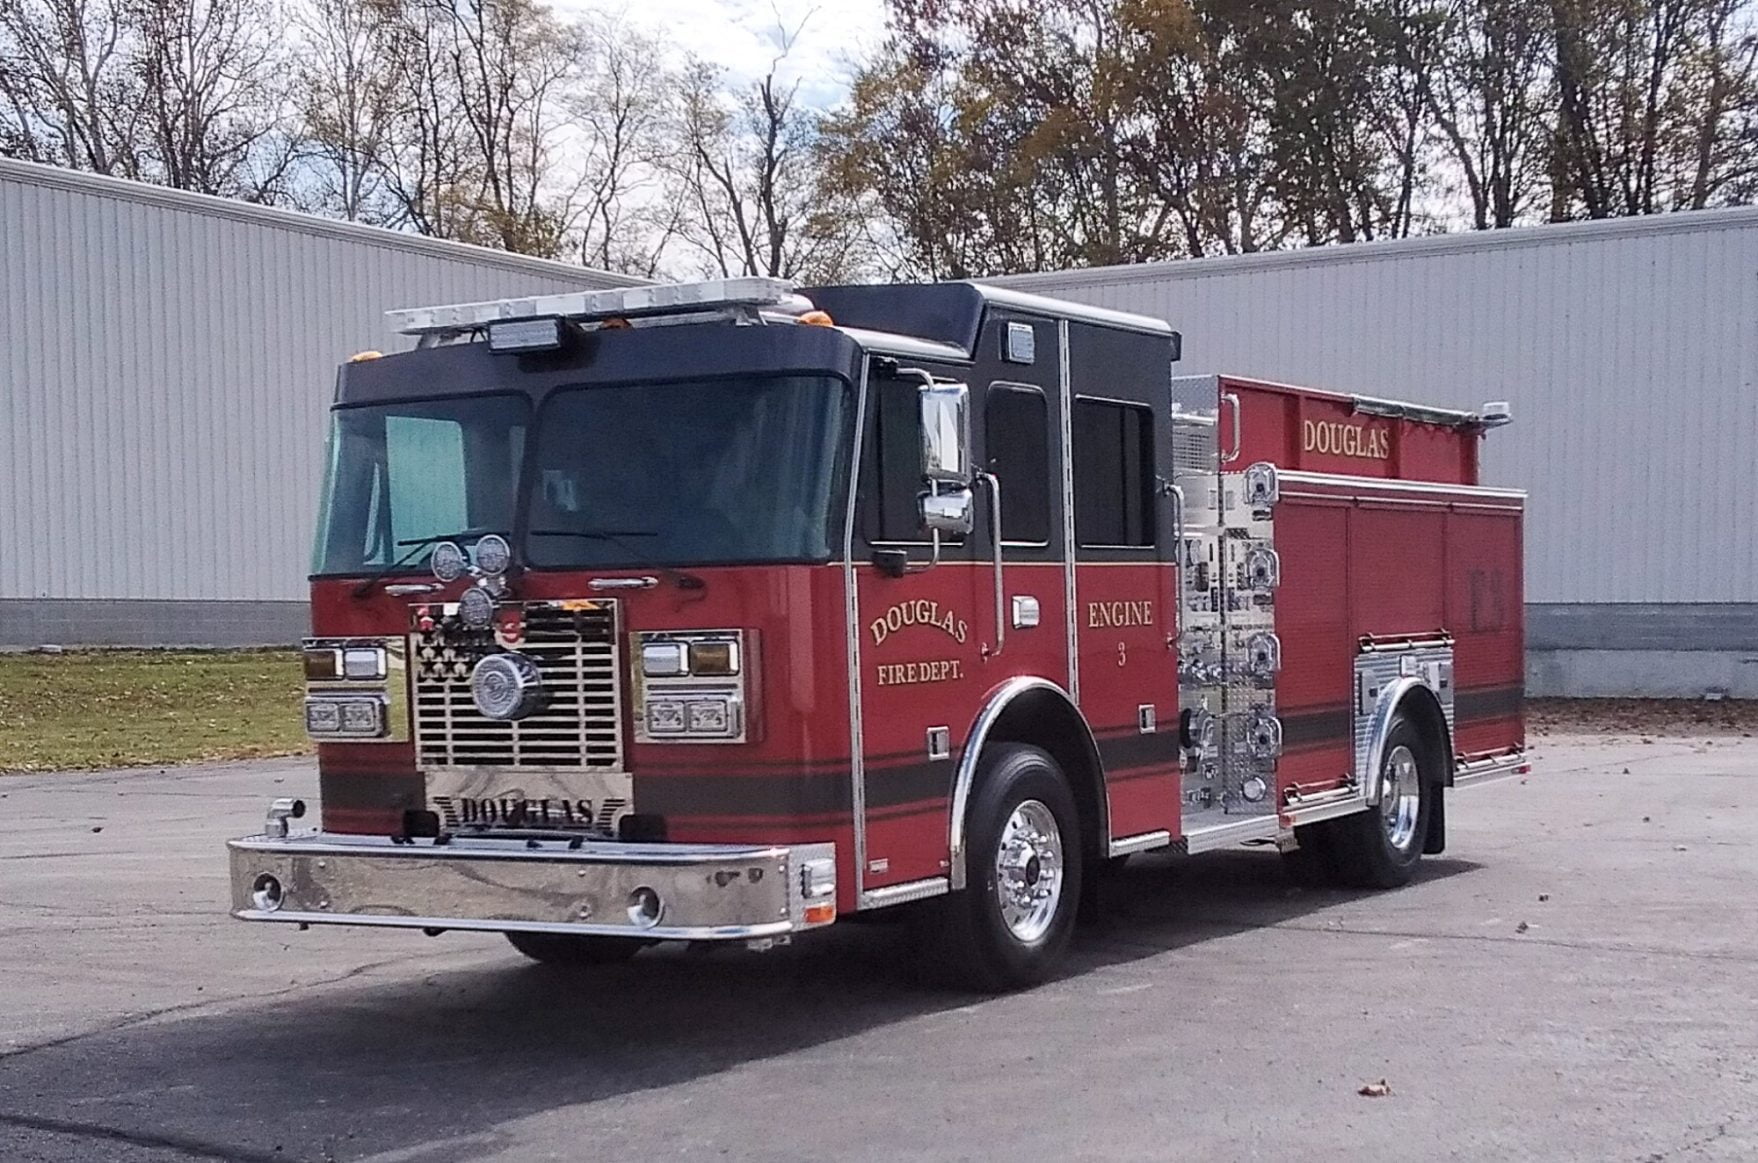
[1326,712,1437,889]
[923,743,1084,992]
[505,931,645,967]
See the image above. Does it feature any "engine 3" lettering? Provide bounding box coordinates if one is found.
[1088,600,1154,628]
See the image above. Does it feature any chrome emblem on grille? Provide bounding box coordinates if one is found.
[471,652,544,721]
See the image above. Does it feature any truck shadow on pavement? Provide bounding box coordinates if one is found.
[0,850,1479,1163]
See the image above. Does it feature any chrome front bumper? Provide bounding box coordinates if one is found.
[228,832,837,941]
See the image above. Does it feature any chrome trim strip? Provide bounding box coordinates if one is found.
[1284,785,1369,827]
[1276,470,1526,502]
[948,677,1104,891]
[229,833,797,864]
[1109,830,1172,858]
[1358,673,1455,806]
[1182,815,1279,854]
[837,326,973,364]
[233,909,797,942]
[860,877,950,909]
[1359,635,1455,652]
[968,282,1176,336]
[845,357,872,903]
[1454,752,1528,788]
[1058,318,1079,701]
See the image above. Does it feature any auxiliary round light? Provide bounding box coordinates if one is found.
[627,886,664,929]
[458,585,496,629]
[251,873,285,912]
[431,541,467,582]
[470,651,545,721]
[472,533,513,577]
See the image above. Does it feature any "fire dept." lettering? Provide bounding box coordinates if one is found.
[1087,600,1154,628]
[1303,419,1390,460]
[876,658,964,686]
[870,599,969,646]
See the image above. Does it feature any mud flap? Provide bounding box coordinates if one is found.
[1423,787,1447,855]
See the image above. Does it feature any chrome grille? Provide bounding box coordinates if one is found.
[411,600,623,770]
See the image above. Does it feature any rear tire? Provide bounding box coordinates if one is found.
[1325,712,1436,889]
[505,931,645,966]
[920,743,1084,992]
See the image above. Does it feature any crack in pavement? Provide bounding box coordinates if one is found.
[0,1110,292,1163]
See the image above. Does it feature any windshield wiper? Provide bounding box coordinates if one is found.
[351,528,497,598]
[528,529,704,591]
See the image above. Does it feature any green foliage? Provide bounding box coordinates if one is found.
[0,651,308,773]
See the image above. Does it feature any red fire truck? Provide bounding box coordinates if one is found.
[228,278,1527,991]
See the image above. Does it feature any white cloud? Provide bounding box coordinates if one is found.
[550,0,890,112]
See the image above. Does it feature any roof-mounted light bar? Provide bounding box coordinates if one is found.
[1352,394,1512,431]
[387,276,813,338]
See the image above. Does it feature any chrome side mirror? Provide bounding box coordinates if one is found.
[921,486,975,536]
[919,380,972,486]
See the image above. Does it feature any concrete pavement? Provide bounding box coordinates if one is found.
[1,735,1754,1161]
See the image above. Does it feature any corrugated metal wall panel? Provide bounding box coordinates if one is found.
[1003,216,1758,604]
[2,160,639,604]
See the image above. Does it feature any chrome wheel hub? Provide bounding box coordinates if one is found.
[994,799,1064,943]
[1379,744,1422,851]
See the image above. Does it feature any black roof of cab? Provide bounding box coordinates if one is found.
[337,317,868,406]
[803,281,1175,359]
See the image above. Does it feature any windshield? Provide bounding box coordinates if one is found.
[526,375,848,567]
[311,376,849,576]
[312,395,528,575]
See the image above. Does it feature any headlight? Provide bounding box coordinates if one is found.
[646,700,686,734]
[342,646,386,680]
[642,641,688,677]
[305,698,342,734]
[302,637,408,744]
[688,641,739,676]
[685,698,731,734]
[304,695,387,738]
[634,630,749,743]
[303,647,342,681]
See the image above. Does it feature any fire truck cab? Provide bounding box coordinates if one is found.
[229,277,1526,991]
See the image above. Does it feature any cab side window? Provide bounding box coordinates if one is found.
[860,373,926,543]
[1072,397,1154,548]
[986,384,1051,544]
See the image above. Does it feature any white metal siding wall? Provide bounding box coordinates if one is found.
[1002,215,1758,605]
[1,162,638,605]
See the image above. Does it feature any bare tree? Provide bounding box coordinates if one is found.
[1421,0,1553,227]
[567,17,673,276]
[290,0,400,221]
[665,20,869,281]
[432,0,580,255]
[125,0,294,199]
[0,0,144,174]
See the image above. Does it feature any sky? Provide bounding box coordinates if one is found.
[552,0,893,112]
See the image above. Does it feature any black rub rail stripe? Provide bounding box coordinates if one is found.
[1280,706,1353,749]
[1095,732,1181,772]
[1456,683,1524,722]
[637,761,953,818]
